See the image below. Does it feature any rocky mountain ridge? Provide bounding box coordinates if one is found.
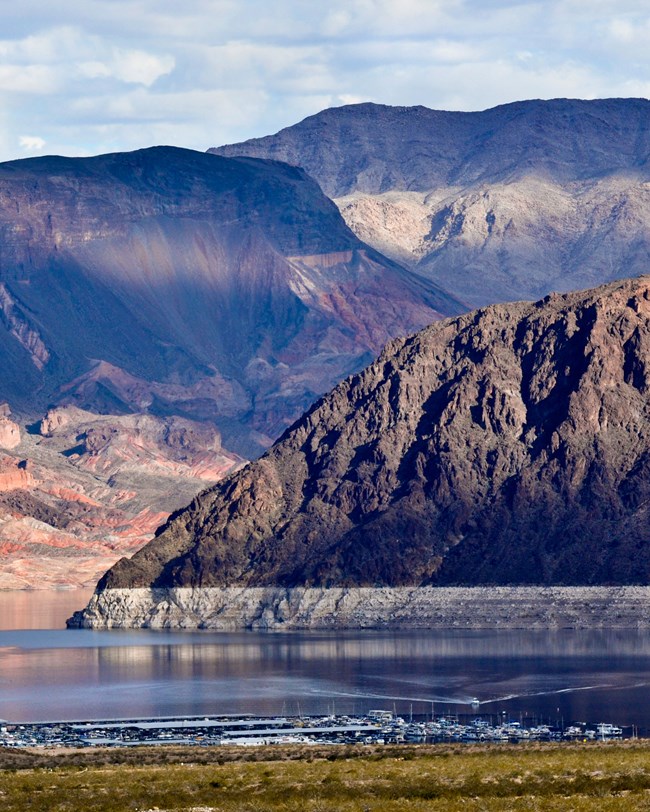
[85,275,650,609]
[211,99,650,306]
[213,99,650,196]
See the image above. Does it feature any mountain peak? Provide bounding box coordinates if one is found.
[210,97,650,196]
[0,145,462,457]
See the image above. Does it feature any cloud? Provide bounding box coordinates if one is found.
[337,93,370,105]
[78,49,175,86]
[606,15,650,58]
[0,26,174,86]
[0,64,61,93]
[19,135,46,151]
[0,1,648,162]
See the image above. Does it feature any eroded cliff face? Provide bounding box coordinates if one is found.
[0,146,464,587]
[337,176,650,307]
[211,99,650,307]
[88,276,650,606]
[0,415,20,449]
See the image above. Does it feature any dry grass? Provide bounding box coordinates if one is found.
[2,741,650,811]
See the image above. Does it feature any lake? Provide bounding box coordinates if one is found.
[1,590,650,730]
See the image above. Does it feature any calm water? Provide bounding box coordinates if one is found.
[1,590,650,729]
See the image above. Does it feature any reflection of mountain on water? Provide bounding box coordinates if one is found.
[0,589,95,631]
[91,629,650,664]
[2,593,649,726]
[4,627,650,725]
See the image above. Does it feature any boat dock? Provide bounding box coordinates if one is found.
[0,712,628,748]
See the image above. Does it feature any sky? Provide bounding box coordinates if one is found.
[0,0,649,163]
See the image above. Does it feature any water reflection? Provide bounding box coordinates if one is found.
[0,589,94,630]
[1,591,650,727]
[2,625,650,727]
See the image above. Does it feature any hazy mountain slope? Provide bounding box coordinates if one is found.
[212,99,650,196]
[0,146,463,457]
[94,275,650,592]
[211,99,650,306]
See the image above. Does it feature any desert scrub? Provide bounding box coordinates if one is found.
[1,742,650,811]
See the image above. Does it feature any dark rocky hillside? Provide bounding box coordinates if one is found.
[211,99,650,306]
[98,275,650,590]
[212,98,650,196]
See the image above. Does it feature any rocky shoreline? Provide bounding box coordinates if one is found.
[67,586,650,630]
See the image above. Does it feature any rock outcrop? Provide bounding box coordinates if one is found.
[0,456,33,491]
[211,98,650,307]
[73,275,650,628]
[0,146,462,458]
[0,408,243,589]
[0,415,20,449]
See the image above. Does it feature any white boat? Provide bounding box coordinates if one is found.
[596,723,623,739]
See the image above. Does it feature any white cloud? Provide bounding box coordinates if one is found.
[322,10,353,37]
[429,40,485,64]
[0,26,174,86]
[319,0,457,38]
[0,27,83,63]
[337,93,370,105]
[191,41,330,90]
[606,15,650,58]
[78,50,174,86]
[111,49,175,86]
[609,18,637,42]
[19,135,46,151]
[0,64,61,93]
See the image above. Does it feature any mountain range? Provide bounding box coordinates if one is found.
[212,98,650,307]
[0,145,460,455]
[4,98,650,592]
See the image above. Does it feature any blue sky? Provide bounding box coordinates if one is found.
[1,0,649,162]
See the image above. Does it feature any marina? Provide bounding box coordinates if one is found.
[0,712,627,748]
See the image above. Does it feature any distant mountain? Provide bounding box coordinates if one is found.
[89,275,650,601]
[211,99,650,307]
[0,146,462,458]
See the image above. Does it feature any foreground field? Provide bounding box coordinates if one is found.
[2,741,650,811]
